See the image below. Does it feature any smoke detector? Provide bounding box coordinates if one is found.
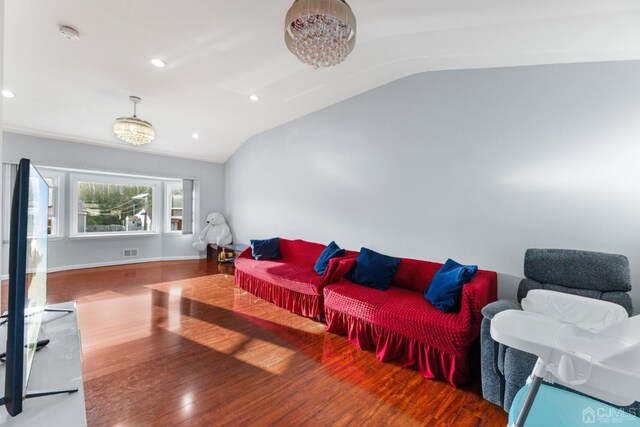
[59,25,80,41]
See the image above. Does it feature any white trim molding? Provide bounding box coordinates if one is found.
[0,255,207,279]
[4,127,226,164]
[47,255,207,273]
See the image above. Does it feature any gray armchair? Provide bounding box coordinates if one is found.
[480,248,634,411]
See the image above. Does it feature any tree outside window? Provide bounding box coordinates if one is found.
[76,181,155,234]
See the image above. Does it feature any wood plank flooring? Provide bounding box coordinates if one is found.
[33,260,506,426]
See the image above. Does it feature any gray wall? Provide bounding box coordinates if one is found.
[225,61,640,312]
[3,132,225,271]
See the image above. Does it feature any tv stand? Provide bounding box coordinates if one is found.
[0,302,86,425]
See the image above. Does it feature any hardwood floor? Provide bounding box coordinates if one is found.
[39,260,507,426]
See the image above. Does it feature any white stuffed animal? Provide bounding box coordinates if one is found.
[193,212,232,252]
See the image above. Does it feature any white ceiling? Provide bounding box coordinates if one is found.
[4,1,640,163]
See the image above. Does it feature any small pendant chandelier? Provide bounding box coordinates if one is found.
[285,0,357,69]
[113,96,155,146]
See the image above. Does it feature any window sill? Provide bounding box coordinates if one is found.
[68,232,161,240]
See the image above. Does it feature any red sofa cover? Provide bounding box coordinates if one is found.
[235,239,357,318]
[323,257,497,387]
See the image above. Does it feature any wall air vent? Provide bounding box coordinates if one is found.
[123,249,139,258]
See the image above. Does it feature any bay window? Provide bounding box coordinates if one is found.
[4,164,197,240]
[70,174,159,236]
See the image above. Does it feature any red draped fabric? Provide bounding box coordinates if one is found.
[323,260,498,387]
[235,267,324,318]
[324,308,473,387]
[234,239,358,318]
[234,239,497,386]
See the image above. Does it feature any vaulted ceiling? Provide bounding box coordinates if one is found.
[4,0,640,162]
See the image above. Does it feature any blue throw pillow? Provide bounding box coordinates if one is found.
[425,259,478,312]
[314,241,346,275]
[345,247,401,291]
[250,238,282,260]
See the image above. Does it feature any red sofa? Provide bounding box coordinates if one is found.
[324,257,497,387]
[235,239,357,318]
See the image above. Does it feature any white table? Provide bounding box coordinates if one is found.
[0,301,86,426]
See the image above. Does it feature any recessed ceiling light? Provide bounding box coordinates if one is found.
[249,94,261,102]
[191,133,200,140]
[2,90,15,99]
[151,58,167,68]
[59,25,80,41]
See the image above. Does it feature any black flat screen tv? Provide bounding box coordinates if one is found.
[5,158,49,416]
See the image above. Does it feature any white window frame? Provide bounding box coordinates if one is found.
[69,173,160,238]
[40,169,65,239]
[164,181,184,234]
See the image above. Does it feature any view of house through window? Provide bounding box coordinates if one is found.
[76,181,155,233]
[167,183,183,231]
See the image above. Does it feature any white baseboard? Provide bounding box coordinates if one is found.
[1,255,207,279]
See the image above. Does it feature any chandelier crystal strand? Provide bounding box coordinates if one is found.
[285,0,356,68]
[113,96,155,146]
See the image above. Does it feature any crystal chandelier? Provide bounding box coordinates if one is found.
[113,96,155,146]
[285,0,357,69]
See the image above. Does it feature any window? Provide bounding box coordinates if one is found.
[70,174,159,236]
[3,166,196,239]
[165,182,183,232]
[41,171,64,238]
[2,166,64,240]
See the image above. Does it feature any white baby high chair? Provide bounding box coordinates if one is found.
[490,289,640,427]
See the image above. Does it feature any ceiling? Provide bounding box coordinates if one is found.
[4,1,640,163]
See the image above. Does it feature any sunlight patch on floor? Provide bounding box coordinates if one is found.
[78,293,153,351]
[158,312,298,375]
